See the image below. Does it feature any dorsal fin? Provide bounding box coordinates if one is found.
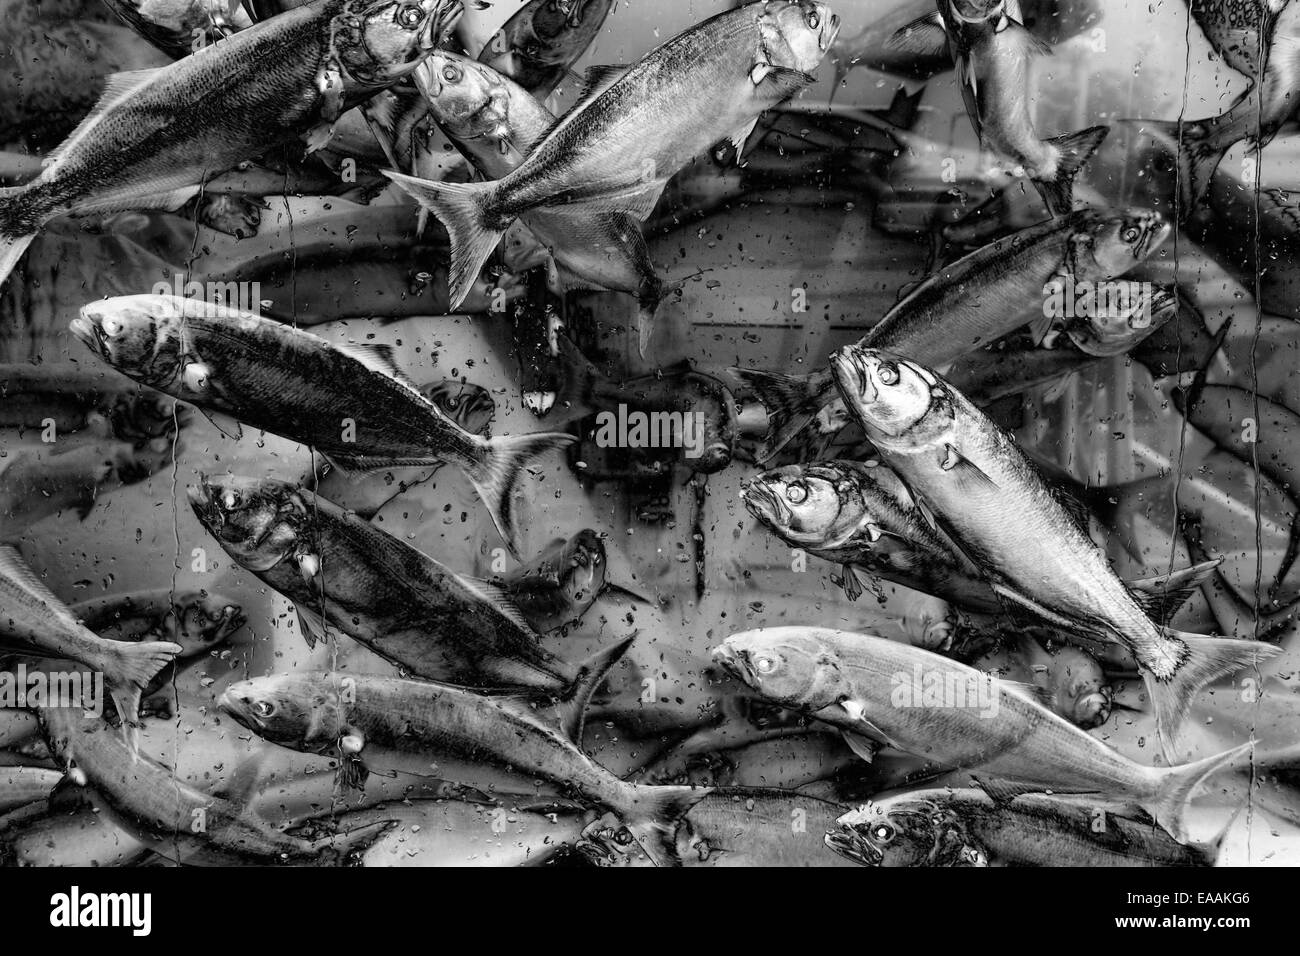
[460,575,541,633]
[44,70,164,169]
[334,342,421,392]
[0,546,76,623]
[555,633,636,743]
[572,65,631,110]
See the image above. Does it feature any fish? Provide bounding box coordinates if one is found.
[69,589,246,660]
[711,626,1253,841]
[1134,0,1300,215]
[828,789,1224,866]
[830,0,1100,85]
[0,546,181,747]
[581,787,857,867]
[71,294,574,553]
[478,0,615,96]
[99,0,254,59]
[1060,282,1179,358]
[0,766,62,814]
[0,804,152,867]
[35,693,393,865]
[492,529,608,632]
[413,51,663,318]
[188,475,620,695]
[736,207,1171,458]
[553,334,738,474]
[829,346,1280,757]
[975,633,1113,728]
[218,664,712,866]
[0,0,460,291]
[934,0,1108,215]
[743,460,1002,612]
[420,379,496,436]
[0,438,146,532]
[385,0,839,352]
[0,362,177,438]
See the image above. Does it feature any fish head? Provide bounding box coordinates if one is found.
[1066,282,1178,356]
[711,627,851,710]
[561,529,606,608]
[414,52,513,143]
[420,377,496,435]
[1083,208,1171,275]
[762,1,841,72]
[941,0,1007,28]
[828,797,950,866]
[523,0,613,63]
[71,295,186,389]
[219,675,344,752]
[187,475,310,573]
[831,346,951,445]
[333,0,460,85]
[743,462,870,548]
[166,592,248,656]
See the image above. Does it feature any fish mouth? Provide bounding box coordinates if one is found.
[423,0,462,50]
[741,480,789,528]
[216,687,261,731]
[69,314,105,356]
[824,828,883,866]
[710,644,759,688]
[413,60,441,99]
[1135,214,1171,260]
[831,348,875,405]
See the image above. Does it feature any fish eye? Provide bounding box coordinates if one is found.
[872,823,895,843]
[444,395,459,408]
[877,362,900,386]
[785,482,808,504]
[101,316,123,338]
[806,10,819,27]
[252,700,276,717]
[396,3,423,27]
[1121,226,1140,242]
[442,64,462,83]
[221,489,241,511]
[755,656,778,674]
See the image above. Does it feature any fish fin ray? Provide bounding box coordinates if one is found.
[623,785,712,867]
[467,431,577,556]
[556,633,636,742]
[1036,125,1109,215]
[1148,742,1254,843]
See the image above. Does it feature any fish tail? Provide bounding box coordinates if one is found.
[621,784,712,867]
[1037,125,1109,215]
[470,431,577,556]
[0,185,40,293]
[730,367,835,462]
[100,640,184,754]
[557,633,637,742]
[1131,118,1229,215]
[1148,741,1253,844]
[382,171,506,311]
[1146,631,1280,759]
[636,295,661,357]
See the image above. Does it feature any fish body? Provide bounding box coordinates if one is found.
[830,346,1279,757]
[219,669,709,865]
[0,547,180,741]
[712,626,1252,841]
[71,294,573,552]
[99,0,253,59]
[738,208,1170,457]
[479,0,615,96]
[0,766,62,813]
[743,460,1002,613]
[385,0,838,350]
[0,0,459,290]
[188,475,595,694]
[35,700,389,865]
[414,52,661,314]
[829,789,1219,866]
[936,0,1108,214]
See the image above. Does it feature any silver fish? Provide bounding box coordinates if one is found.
[386,0,839,352]
[830,346,1279,757]
[712,626,1252,842]
[71,294,573,553]
[479,0,615,96]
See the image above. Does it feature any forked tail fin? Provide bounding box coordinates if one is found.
[621,784,712,867]
[1147,741,1253,844]
[468,431,577,557]
[1036,125,1109,215]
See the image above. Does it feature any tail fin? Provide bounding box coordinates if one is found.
[622,784,712,867]
[1146,631,1280,759]
[731,367,834,462]
[556,633,636,742]
[1147,741,1252,844]
[100,640,184,753]
[382,171,506,311]
[0,186,37,292]
[468,431,577,556]
[635,296,660,357]
[1036,125,1109,215]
